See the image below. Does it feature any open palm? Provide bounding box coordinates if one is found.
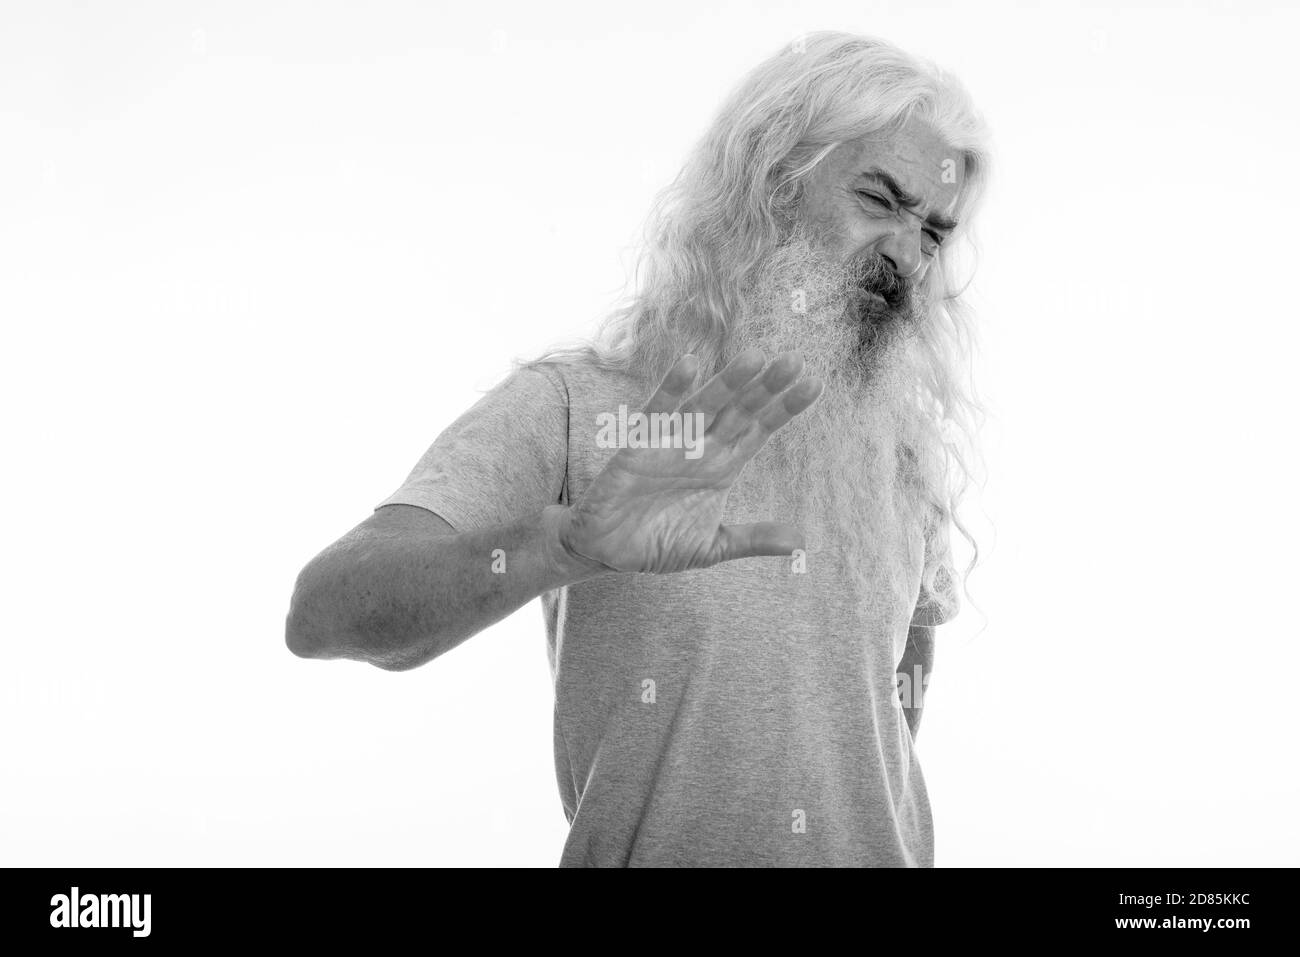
[559,349,823,574]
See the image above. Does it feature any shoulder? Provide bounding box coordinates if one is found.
[514,350,650,409]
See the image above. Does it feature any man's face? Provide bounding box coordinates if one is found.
[796,116,963,322]
[725,117,964,601]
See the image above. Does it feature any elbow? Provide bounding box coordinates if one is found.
[284,606,322,659]
[284,565,341,660]
[283,549,450,670]
[286,600,327,660]
[283,567,431,669]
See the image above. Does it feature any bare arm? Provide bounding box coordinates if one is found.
[285,503,603,671]
[896,623,935,739]
[285,350,823,672]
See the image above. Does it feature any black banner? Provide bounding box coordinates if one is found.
[0,866,1282,946]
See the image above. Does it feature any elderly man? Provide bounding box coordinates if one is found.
[286,31,989,867]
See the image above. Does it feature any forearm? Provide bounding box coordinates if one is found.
[896,624,935,739]
[286,505,605,670]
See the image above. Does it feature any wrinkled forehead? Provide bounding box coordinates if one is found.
[818,116,965,217]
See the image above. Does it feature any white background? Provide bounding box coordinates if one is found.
[3,0,1297,867]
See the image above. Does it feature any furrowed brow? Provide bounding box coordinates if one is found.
[860,167,959,233]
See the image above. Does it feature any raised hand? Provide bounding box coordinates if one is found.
[556,348,823,574]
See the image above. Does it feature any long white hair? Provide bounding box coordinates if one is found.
[525,32,991,620]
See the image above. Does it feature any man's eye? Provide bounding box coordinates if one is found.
[857,190,890,208]
[920,232,945,258]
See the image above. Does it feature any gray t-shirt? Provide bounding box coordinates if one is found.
[377,356,957,867]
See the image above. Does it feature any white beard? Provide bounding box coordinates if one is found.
[725,229,931,612]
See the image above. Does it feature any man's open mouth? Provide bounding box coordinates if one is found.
[850,288,896,325]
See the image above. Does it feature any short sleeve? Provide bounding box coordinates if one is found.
[375,364,570,531]
[909,512,961,627]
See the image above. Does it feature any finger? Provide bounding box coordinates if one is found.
[715,522,806,562]
[735,375,824,455]
[708,351,805,442]
[641,354,701,415]
[678,347,767,417]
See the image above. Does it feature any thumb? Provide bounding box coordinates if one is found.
[715,522,805,563]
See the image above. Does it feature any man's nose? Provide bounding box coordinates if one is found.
[874,225,923,280]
